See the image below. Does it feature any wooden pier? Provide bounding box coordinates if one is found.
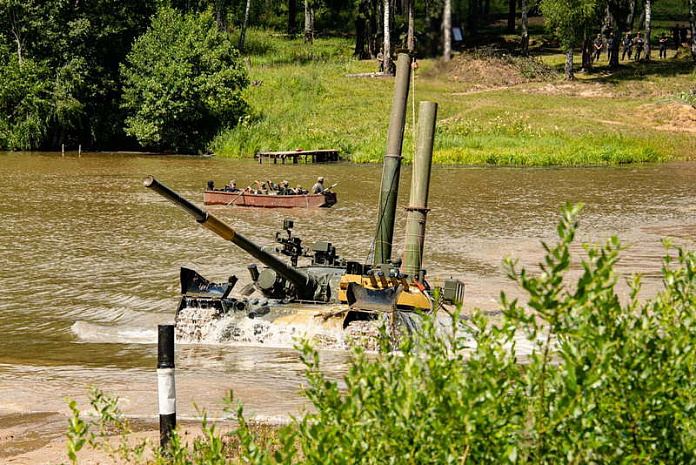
[255,149,340,164]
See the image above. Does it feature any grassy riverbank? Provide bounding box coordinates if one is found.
[212,29,696,166]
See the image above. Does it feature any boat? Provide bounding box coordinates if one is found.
[203,189,337,208]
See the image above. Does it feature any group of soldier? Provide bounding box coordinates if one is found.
[591,24,691,63]
[214,176,329,195]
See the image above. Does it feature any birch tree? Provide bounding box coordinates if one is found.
[238,0,251,51]
[407,0,414,52]
[383,0,392,73]
[443,0,452,62]
[521,0,529,55]
[304,0,314,43]
[644,0,652,59]
[690,0,696,62]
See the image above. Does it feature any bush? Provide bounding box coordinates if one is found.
[67,204,696,463]
[120,8,249,153]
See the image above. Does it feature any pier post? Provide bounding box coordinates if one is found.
[157,324,176,450]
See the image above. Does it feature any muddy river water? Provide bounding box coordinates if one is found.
[1,151,695,456]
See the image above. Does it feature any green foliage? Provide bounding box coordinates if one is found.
[120,8,249,153]
[0,55,52,149]
[65,386,146,464]
[673,88,696,107]
[541,0,603,50]
[0,0,155,149]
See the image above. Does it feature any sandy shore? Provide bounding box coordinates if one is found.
[0,411,240,464]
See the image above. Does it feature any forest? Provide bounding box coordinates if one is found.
[0,0,694,154]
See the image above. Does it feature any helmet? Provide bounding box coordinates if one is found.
[317,176,324,182]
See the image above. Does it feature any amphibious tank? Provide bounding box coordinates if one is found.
[144,53,464,346]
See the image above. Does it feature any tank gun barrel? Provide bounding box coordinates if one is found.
[143,176,315,298]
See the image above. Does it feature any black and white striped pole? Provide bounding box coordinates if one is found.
[157,324,176,450]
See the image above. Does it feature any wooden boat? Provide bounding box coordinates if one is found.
[204,190,337,208]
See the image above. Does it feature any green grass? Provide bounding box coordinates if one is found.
[212,28,696,166]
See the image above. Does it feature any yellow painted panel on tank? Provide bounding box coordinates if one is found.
[336,274,431,310]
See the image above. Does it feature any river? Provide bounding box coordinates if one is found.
[1,151,695,457]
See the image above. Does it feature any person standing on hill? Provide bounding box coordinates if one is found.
[633,33,645,61]
[659,33,669,58]
[593,34,603,61]
[607,33,615,61]
[680,25,688,45]
[621,32,633,60]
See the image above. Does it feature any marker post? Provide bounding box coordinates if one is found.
[157,324,176,450]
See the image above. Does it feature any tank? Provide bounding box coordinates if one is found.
[143,53,464,346]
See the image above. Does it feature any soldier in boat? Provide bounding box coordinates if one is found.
[278,180,291,195]
[225,180,240,192]
[312,176,325,194]
[251,180,269,194]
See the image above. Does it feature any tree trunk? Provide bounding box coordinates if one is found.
[637,7,645,30]
[14,37,22,64]
[520,0,529,55]
[443,0,452,62]
[608,9,622,68]
[484,0,490,16]
[468,0,479,33]
[581,33,593,72]
[644,0,652,59]
[355,1,369,58]
[507,0,516,33]
[383,0,392,74]
[407,0,415,52]
[627,0,638,29]
[239,0,251,51]
[288,0,296,34]
[304,0,314,43]
[215,0,226,31]
[565,48,575,80]
[690,0,696,62]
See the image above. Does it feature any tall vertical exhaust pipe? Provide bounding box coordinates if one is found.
[373,52,413,266]
[402,101,437,278]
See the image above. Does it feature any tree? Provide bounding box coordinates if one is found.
[288,0,297,34]
[443,0,452,62]
[0,0,155,149]
[120,8,249,153]
[304,0,314,43]
[407,0,414,52]
[606,0,632,67]
[521,0,530,55]
[690,0,696,62]
[542,0,603,79]
[644,0,652,59]
[383,0,392,73]
[0,53,52,149]
[508,0,517,33]
[239,0,252,51]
